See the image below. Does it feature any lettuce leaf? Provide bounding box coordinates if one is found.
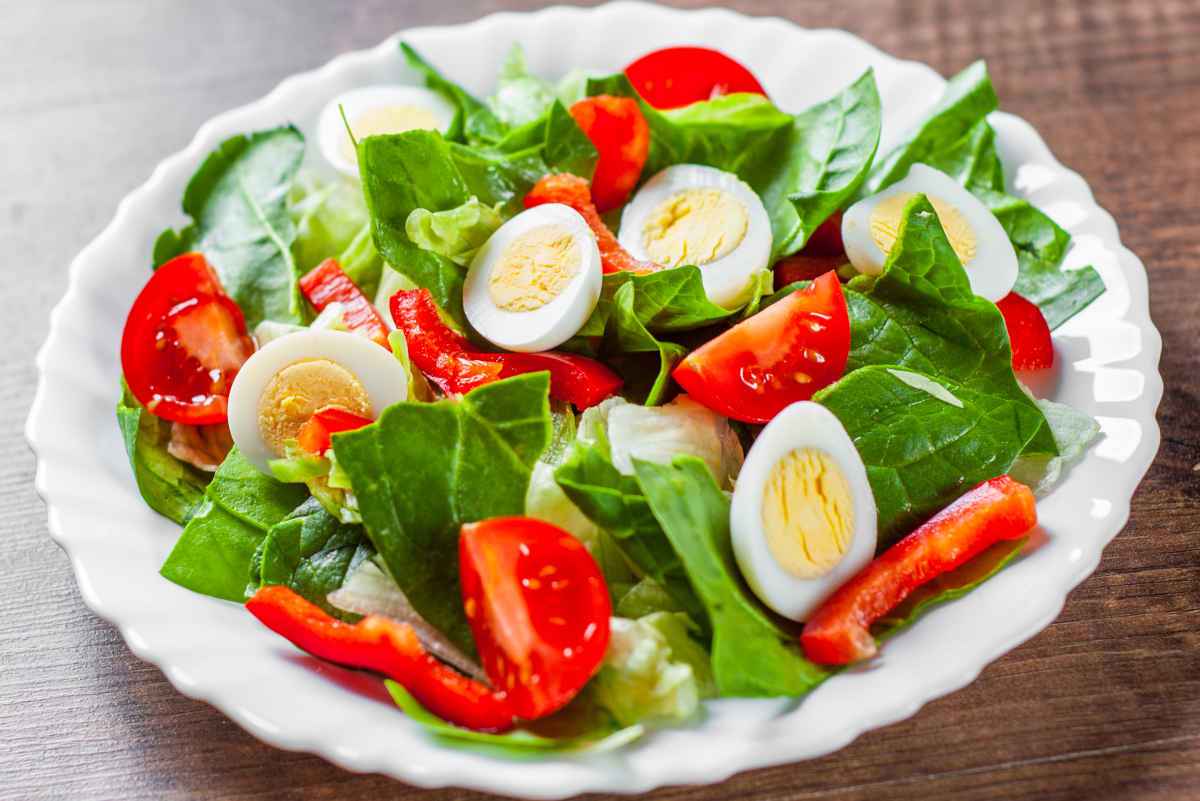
[401,42,505,144]
[331,373,553,655]
[115,385,208,525]
[288,171,383,298]
[488,44,558,128]
[405,196,503,267]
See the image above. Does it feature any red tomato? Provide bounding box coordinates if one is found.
[121,252,254,424]
[624,46,766,109]
[996,292,1054,371]
[804,211,845,257]
[296,407,374,454]
[673,271,850,424]
[569,96,650,212]
[773,254,846,290]
[459,517,611,720]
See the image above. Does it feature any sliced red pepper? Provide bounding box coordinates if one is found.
[247,585,515,732]
[389,289,623,408]
[569,96,650,212]
[299,258,391,349]
[996,292,1054,371]
[801,475,1037,666]
[296,407,374,454]
[524,173,660,275]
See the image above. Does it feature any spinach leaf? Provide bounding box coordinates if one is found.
[745,69,882,258]
[815,366,1041,545]
[490,99,597,182]
[862,60,998,196]
[843,194,1056,457]
[401,42,505,144]
[488,44,558,128]
[633,457,830,697]
[332,373,553,655]
[166,126,307,328]
[160,448,307,601]
[250,496,374,618]
[918,119,1005,193]
[115,385,208,525]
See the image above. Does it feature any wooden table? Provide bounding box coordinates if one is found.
[4,1,1197,798]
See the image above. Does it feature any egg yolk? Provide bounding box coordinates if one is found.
[642,188,748,268]
[488,224,580,312]
[340,105,443,163]
[256,359,373,457]
[761,447,855,578]
[870,193,977,265]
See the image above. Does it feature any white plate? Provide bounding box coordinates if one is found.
[26,2,1162,797]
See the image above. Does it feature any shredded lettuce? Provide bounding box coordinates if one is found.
[405,196,503,267]
[488,44,558,127]
[289,170,384,298]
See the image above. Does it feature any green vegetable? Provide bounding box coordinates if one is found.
[488,44,558,127]
[401,42,505,144]
[633,457,830,697]
[1010,397,1101,495]
[843,194,1056,458]
[489,99,597,182]
[162,126,307,328]
[288,170,383,298]
[616,578,684,618]
[917,118,1004,193]
[115,385,208,525]
[405,196,503,267]
[331,373,553,655]
[160,448,307,601]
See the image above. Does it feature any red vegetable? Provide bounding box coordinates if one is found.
[299,258,391,349]
[773,254,846,290]
[460,517,611,720]
[801,475,1037,666]
[296,407,374,455]
[673,271,850,424]
[803,211,845,258]
[624,46,766,109]
[569,96,650,212]
[389,289,622,408]
[524,173,659,274]
[246,585,515,731]
[996,292,1054,371]
[120,252,255,425]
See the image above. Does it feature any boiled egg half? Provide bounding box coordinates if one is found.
[463,203,603,352]
[731,401,877,621]
[228,329,408,473]
[617,164,772,309]
[318,86,455,178]
[841,164,1018,302]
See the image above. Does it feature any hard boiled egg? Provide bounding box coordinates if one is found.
[228,329,408,473]
[841,164,1018,302]
[463,203,603,352]
[617,164,772,309]
[318,86,456,178]
[731,401,877,621]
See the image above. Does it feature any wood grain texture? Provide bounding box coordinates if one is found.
[3,1,1197,799]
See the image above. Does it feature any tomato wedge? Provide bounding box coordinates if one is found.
[459,517,611,720]
[673,271,850,423]
[624,46,766,109]
[569,95,650,212]
[120,252,255,425]
[299,258,391,349]
[296,407,374,455]
[996,292,1054,371]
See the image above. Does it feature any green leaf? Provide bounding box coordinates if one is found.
[488,44,558,128]
[115,385,208,525]
[844,194,1056,460]
[288,170,383,298]
[160,448,307,601]
[815,366,1043,545]
[918,119,1005,193]
[405,196,503,267]
[151,225,195,268]
[332,373,553,655]
[633,457,830,697]
[181,126,307,328]
[401,42,506,144]
[745,69,882,258]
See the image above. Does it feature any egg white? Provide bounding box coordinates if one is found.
[841,163,1018,302]
[463,203,603,353]
[318,85,456,179]
[730,401,878,621]
[617,164,772,309]
[228,329,409,474]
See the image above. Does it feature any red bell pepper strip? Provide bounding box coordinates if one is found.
[296,407,374,454]
[801,475,1037,666]
[247,585,516,732]
[524,173,660,275]
[389,289,623,408]
[996,292,1054,371]
[299,259,391,349]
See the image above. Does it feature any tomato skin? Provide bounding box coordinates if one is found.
[996,292,1054,371]
[673,271,850,424]
[296,407,374,454]
[459,517,611,721]
[120,252,254,425]
[773,254,845,290]
[624,46,766,109]
[569,96,650,212]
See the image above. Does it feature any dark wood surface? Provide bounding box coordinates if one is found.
[4,1,1198,799]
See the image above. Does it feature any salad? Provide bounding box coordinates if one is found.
[116,42,1106,752]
